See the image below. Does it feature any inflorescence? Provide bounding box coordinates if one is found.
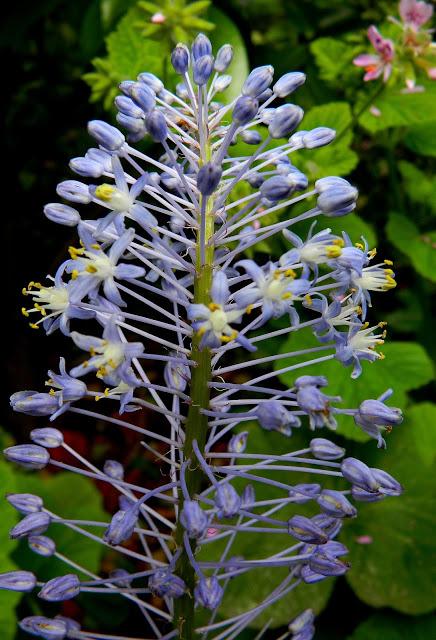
[3,33,404,640]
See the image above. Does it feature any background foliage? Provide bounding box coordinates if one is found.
[2,0,435,638]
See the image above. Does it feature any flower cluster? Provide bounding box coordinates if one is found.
[354,0,436,91]
[3,33,404,640]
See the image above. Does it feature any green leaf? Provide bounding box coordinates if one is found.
[197,430,334,628]
[207,7,249,100]
[0,460,22,640]
[100,0,137,31]
[404,121,436,158]
[13,472,107,580]
[398,161,436,213]
[341,403,436,613]
[276,330,434,441]
[348,612,436,640]
[310,38,358,85]
[387,212,436,283]
[292,102,358,179]
[358,82,436,133]
[327,213,376,249]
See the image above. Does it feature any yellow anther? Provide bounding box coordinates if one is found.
[355,242,364,250]
[104,388,110,397]
[221,331,238,343]
[304,294,313,306]
[91,243,101,250]
[379,352,386,360]
[376,338,385,345]
[71,270,79,280]
[21,307,29,317]
[356,306,362,315]
[197,326,207,337]
[89,347,96,356]
[381,330,387,339]
[34,303,46,316]
[208,303,221,312]
[22,288,28,296]
[95,184,116,201]
[273,270,282,280]
[97,366,107,378]
[384,276,397,289]
[68,246,84,259]
[86,265,98,274]
[83,360,89,368]
[281,292,292,300]
[29,323,40,330]
[332,238,345,247]
[384,268,394,276]
[384,259,393,266]
[326,245,342,259]
[363,322,369,329]
[285,269,296,278]
[95,395,101,402]
[378,321,387,327]
[246,305,253,315]
[48,388,56,396]
[368,248,377,259]
[107,359,117,368]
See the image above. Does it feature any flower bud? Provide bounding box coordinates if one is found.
[20,616,67,640]
[300,564,327,584]
[289,483,321,504]
[240,484,256,509]
[69,157,103,178]
[215,483,241,518]
[164,359,190,391]
[146,109,168,142]
[4,444,50,470]
[228,431,248,454]
[104,508,138,545]
[149,569,186,598]
[10,512,51,539]
[10,391,59,417]
[56,179,91,204]
[309,551,350,576]
[311,514,342,539]
[323,540,349,557]
[242,65,274,97]
[137,72,163,94]
[317,185,358,217]
[273,71,306,97]
[171,43,190,74]
[214,74,232,93]
[260,175,293,202]
[114,95,144,119]
[351,486,385,502]
[193,54,214,86]
[197,162,222,196]
[130,83,156,113]
[288,609,314,634]
[44,203,80,227]
[29,535,56,557]
[310,438,345,460]
[119,80,135,96]
[315,176,350,192]
[371,468,403,496]
[6,493,43,514]
[341,457,380,492]
[180,500,208,539]
[0,570,36,592]
[104,459,124,481]
[240,129,262,145]
[38,574,80,602]
[288,515,328,544]
[255,399,300,435]
[194,576,224,609]
[269,104,304,139]
[215,44,233,72]
[87,120,125,151]
[192,33,212,61]
[30,428,63,448]
[302,127,336,149]
[232,95,259,125]
[317,490,357,518]
[109,569,131,588]
[355,399,403,427]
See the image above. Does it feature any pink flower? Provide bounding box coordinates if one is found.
[399,0,433,30]
[354,26,395,82]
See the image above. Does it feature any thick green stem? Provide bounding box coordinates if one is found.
[173,196,215,639]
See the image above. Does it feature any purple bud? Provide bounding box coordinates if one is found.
[193,54,214,86]
[104,459,124,481]
[351,486,385,502]
[30,428,63,448]
[315,176,350,192]
[317,490,357,518]
[197,162,222,196]
[215,44,233,72]
[87,120,125,151]
[10,512,51,539]
[44,203,80,227]
[55,616,81,633]
[309,551,350,576]
[300,564,327,584]
[149,569,186,598]
[6,493,43,514]
[10,391,59,417]
[171,43,190,74]
[137,72,163,94]
[192,33,212,61]
[104,508,138,545]
[164,359,191,391]
[228,431,248,454]
[56,179,91,204]
[288,515,328,544]
[288,609,314,634]
[38,574,80,602]
[215,483,241,518]
[214,74,232,93]
[240,129,262,145]
[242,65,274,97]
[232,95,259,125]
[293,626,315,640]
[317,185,358,217]
[273,71,306,97]
[323,540,349,557]
[69,157,103,178]
[310,438,345,460]
[269,104,304,139]
[114,95,145,119]
[0,570,36,592]
[371,468,403,496]
[289,483,321,504]
[119,80,136,96]
[180,500,208,539]
[255,400,300,436]
[240,484,256,509]
[109,569,131,587]
[19,616,67,640]
[355,399,403,428]
[194,576,224,609]
[311,514,342,539]
[29,535,56,557]
[260,175,293,202]
[4,444,50,470]
[341,457,379,492]
[302,127,336,148]
[130,83,156,113]
[116,113,146,139]
[146,109,168,142]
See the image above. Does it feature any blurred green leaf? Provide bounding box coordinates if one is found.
[347,612,436,640]
[387,212,436,283]
[398,161,436,213]
[404,121,436,158]
[293,102,358,179]
[13,472,106,580]
[341,403,436,613]
[327,213,376,248]
[100,0,137,31]
[275,330,434,441]
[0,460,22,640]
[310,38,357,85]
